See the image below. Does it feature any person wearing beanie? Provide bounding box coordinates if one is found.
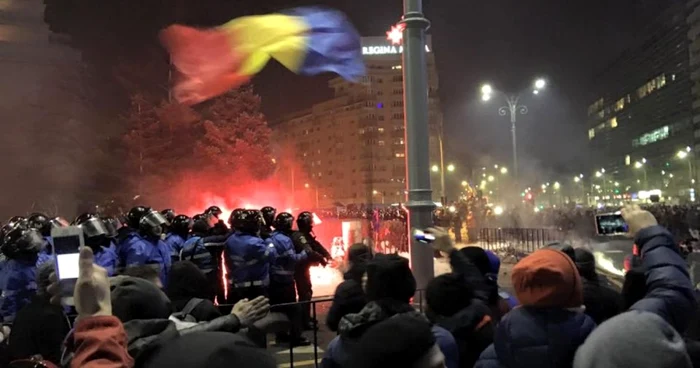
[345,314,445,368]
[322,253,459,368]
[460,247,518,321]
[111,276,172,323]
[573,247,622,324]
[143,331,277,368]
[426,273,494,368]
[573,311,691,368]
[475,247,596,368]
[573,205,698,368]
[327,243,372,332]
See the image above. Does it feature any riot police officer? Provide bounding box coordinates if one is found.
[292,211,331,330]
[28,213,67,266]
[166,215,191,263]
[160,209,176,233]
[118,206,171,286]
[205,206,229,236]
[74,213,119,276]
[268,212,310,346]
[228,208,245,231]
[260,206,277,240]
[225,210,275,302]
[0,222,43,322]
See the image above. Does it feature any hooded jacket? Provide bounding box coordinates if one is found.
[322,300,459,368]
[430,300,494,368]
[326,265,367,332]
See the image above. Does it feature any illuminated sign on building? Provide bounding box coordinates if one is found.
[362,45,431,55]
[632,126,669,147]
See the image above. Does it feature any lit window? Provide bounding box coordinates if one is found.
[596,123,605,130]
[378,128,385,133]
[378,141,385,146]
[615,98,624,111]
[609,117,618,128]
[395,153,405,158]
[588,129,595,140]
[625,155,631,166]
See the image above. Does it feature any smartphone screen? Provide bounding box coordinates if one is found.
[54,235,81,280]
[596,214,628,235]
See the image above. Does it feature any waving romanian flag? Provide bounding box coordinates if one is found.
[160,7,366,105]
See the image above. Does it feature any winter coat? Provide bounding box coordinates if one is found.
[430,299,494,368]
[326,267,366,332]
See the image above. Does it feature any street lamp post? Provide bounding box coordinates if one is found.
[401,0,434,291]
[481,79,546,179]
[677,147,694,189]
[635,159,647,188]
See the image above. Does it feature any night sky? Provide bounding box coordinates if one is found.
[249,0,660,174]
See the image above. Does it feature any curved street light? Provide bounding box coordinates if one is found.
[480,77,547,179]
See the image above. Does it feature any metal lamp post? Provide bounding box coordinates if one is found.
[481,79,546,179]
[401,0,434,291]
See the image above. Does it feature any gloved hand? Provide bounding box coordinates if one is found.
[621,204,658,239]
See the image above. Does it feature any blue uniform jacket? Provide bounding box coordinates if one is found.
[35,236,53,267]
[144,236,171,286]
[180,235,215,274]
[118,231,171,285]
[268,231,307,285]
[165,233,187,263]
[0,259,37,323]
[225,232,276,287]
[94,246,119,277]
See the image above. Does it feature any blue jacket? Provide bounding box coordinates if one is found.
[35,236,54,267]
[475,307,595,368]
[225,232,276,287]
[144,236,172,286]
[180,235,215,274]
[629,225,698,333]
[0,259,37,323]
[94,246,119,277]
[165,233,187,263]
[268,231,307,285]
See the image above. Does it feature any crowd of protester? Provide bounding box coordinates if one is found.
[0,204,698,367]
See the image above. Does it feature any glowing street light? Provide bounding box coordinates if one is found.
[500,167,508,174]
[304,183,310,189]
[488,175,495,182]
[595,171,602,178]
[481,94,491,102]
[372,190,378,195]
[431,164,439,172]
[534,78,546,90]
[677,150,688,159]
[553,182,561,190]
[461,180,468,187]
[574,177,580,183]
[447,164,455,172]
[676,147,694,188]
[481,84,493,95]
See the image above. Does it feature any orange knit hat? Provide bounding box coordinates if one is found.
[511,248,583,308]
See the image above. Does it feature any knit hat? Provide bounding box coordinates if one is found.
[511,248,583,308]
[144,331,277,368]
[573,248,596,279]
[364,253,416,303]
[573,310,691,368]
[347,243,372,264]
[459,247,492,276]
[485,250,501,275]
[426,273,474,317]
[111,276,172,322]
[346,313,437,368]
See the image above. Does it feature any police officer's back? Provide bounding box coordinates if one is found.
[180,218,216,275]
[166,215,191,263]
[225,210,276,302]
[0,223,42,322]
[118,206,171,285]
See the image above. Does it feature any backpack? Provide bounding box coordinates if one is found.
[171,298,205,323]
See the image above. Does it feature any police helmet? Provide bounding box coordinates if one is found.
[171,215,192,236]
[160,209,176,224]
[273,212,294,232]
[101,216,122,239]
[127,206,150,229]
[238,210,263,234]
[7,216,27,228]
[139,209,169,237]
[205,206,223,218]
[75,213,109,248]
[261,206,277,227]
[296,211,314,232]
[2,222,43,260]
[49,217,70,231]
[27,213,51,236]
[228,208,245,228]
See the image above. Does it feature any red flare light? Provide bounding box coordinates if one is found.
[386,23,405,45]
[220,252,228,301]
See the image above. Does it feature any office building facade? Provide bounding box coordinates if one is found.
[587,1,694,199]
[272,35,442,207]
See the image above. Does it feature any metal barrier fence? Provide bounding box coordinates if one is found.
[476,228,565,254]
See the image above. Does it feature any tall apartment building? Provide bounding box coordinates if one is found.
[272,35,442,207]
[587,0,693,198]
